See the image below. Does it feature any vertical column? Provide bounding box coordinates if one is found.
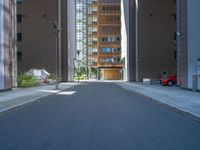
[135,0,139,82]
[11,0,17,87]
[67,0,76,81]
[121,0,129,81]
[0,0,5,90]
[176,0,181,86]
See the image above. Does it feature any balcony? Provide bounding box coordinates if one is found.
[99,41,121,46]
[99,11,120,15]
[99,51,121,56]
[98,62,124,68]
[99,4,120,15]
[99,0,121,3]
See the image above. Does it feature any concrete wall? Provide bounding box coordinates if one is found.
[61,0,68,82]
[128,0,176,82]
[17,0,70,81]
[17,0,57,74]
[177,0,200,90]
[128,0,137,81]
[187,0,200,90]
[0,0,4,90]
[177,0,188,88]
[3,0,12,89]
[10,0,17,88]
[121,0,129,81]
[138,0,177,81]
[67,0,76,81]
[0,0,16,90]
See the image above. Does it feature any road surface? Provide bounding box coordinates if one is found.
[0,82,200,150]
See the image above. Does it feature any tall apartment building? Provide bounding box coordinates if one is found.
[17,0,75,81]
[90,0,123,80]
[0,0,17,90]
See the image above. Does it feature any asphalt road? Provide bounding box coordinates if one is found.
[0,82,200,150]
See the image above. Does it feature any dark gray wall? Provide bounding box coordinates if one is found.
[17,0,57,74]
[17,0,68,81]
[138,0,177,81]
[128,0,137,81]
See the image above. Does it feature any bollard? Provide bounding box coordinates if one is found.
[192,75,197,92]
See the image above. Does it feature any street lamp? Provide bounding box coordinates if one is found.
[53,0,62,89]
[53,21,61,89]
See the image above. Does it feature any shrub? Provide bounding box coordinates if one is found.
[74,74,85,80]
[17,73,37,88]
[48,74,56,80]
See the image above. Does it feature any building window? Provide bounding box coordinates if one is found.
[100,57,111,63]
[17,14,22,23]
[112,48,120,52]
[17,52,22,61]
[101,6,120,13]
[102,47,109,53]
[101,37,120,43]
[17,0,22,4]
[17,33,22,42]
[101,47,120,53]
[100,26,120,34]
[102,37,108,42]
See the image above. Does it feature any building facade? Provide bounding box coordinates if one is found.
[125,0,200,90]
[126,0,177,82]
[177,0,200,90]
[17,0,75,81]
[67,0,76,81]
[93,0,123,80]
[138,0,177,81]
[0,0,17,90]
[75,0,122,80]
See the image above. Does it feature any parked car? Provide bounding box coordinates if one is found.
[159,75,176,86]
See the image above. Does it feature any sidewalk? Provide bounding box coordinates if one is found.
[117,82,200,119]
[0,82,80,113]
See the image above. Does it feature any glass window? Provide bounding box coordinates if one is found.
[102,47,109,52]
[17,0,22,4]
[17,14,22,23]
[17,52,22,61]
[17,33,22,42]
